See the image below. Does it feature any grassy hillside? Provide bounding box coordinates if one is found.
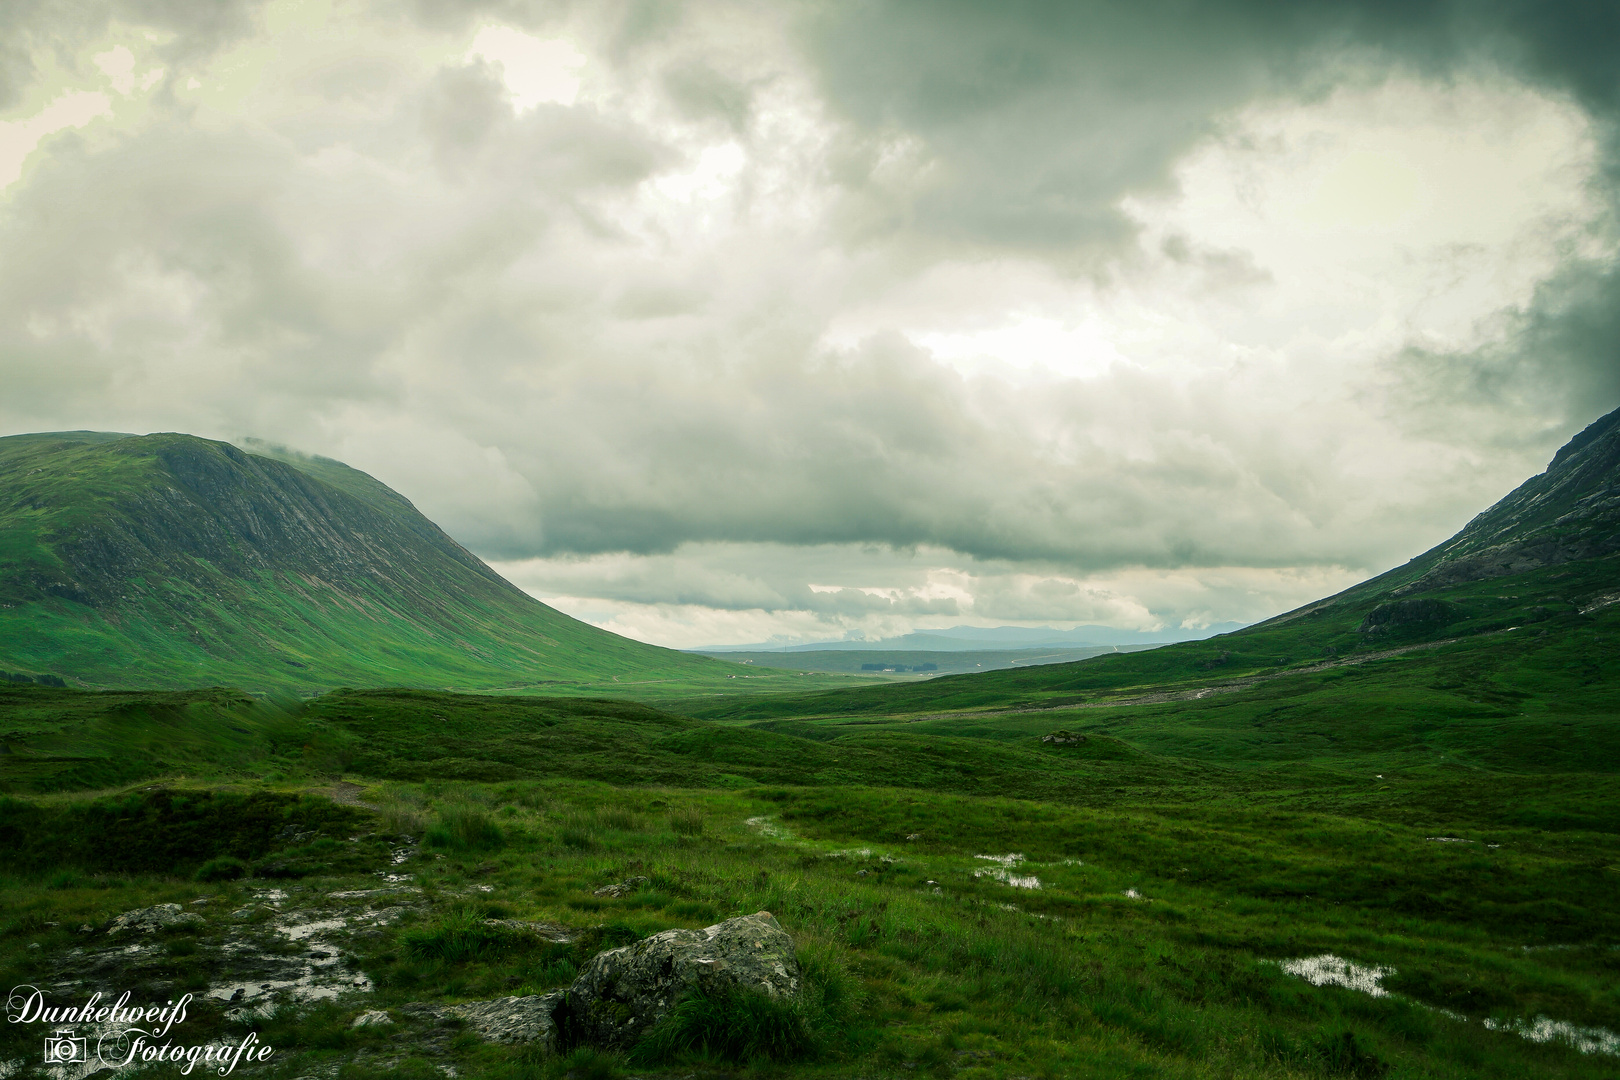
[672,533,1619,729]
[667,408,1620,730]
[1,682,1616,1077]
[0,432,838,697]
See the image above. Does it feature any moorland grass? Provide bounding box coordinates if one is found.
[0,776,1615,1078]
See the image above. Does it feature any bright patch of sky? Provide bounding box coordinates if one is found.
[466,26,585,110]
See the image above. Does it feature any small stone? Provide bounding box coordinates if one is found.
[107,904,204,935]
[352,1010,393,1028]
[592,876,651,898]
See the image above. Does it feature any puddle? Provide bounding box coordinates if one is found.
[972,853,1039,888]
[1278,955,1620,1056]
[744,816,792,839]
[973,867,1041,889]
[359,906,407,926]
[1483,1016,1620,1056]
[1278,955,1393,997]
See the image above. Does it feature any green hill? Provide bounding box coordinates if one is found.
[679,406,1620,740]
[0,431,737,694]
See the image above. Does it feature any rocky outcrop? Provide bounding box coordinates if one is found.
[1357,598,1457,636]
[107,904,204,935]
[556,911,802,1051]
[482,918,575,943]
[401,992,566,1049]
[1397,407,1620,592]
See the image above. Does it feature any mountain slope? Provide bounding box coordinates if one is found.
[0,431,728,693]
[685,405,1620,723]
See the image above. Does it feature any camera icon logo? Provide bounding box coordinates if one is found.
[43,1028,88,1064]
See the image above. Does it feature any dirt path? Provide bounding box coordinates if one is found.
[888,635,1479,724]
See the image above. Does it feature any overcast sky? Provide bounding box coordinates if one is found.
[3,0,1618,648]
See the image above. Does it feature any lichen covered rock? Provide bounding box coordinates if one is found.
[559,911,801,1050]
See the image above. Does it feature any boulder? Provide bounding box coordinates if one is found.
[107,904,204,935]
[557,911,801,1050]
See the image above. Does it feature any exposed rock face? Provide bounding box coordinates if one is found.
[401,992,566,1049]
[1358,598,1457,635]
[558,911,802,1051]
[1397,406,1620,593]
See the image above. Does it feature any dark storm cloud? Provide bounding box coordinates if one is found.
[800,0,1620,257]
[796,0,1620,432]
[2,0,1617,636]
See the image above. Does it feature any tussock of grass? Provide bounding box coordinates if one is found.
[628,984,817,1065]
[400,908,530,964]
[668,806,703,836]
[555,809,597,850]
[596,806,643,832]
[425,804,503,851]
[194,855,248,882]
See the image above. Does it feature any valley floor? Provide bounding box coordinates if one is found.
[1,766,1616,1079]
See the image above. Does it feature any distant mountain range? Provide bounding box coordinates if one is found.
[0,431,723,693]
[693,622,1247,653]
[690,408,1620,725]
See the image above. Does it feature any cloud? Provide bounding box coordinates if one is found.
[0,0,267,110]
[1,0,1618,645]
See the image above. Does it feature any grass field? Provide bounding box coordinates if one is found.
[2,588,1617,1079]
[0,771,1614,1079]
